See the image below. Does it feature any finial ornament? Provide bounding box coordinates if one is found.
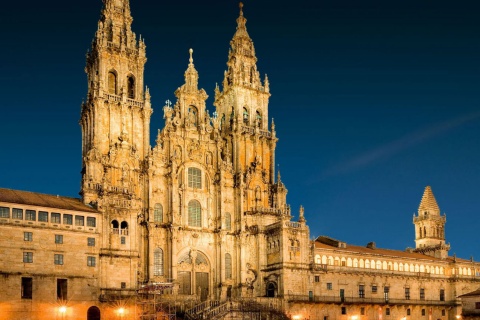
[189,48,194,65]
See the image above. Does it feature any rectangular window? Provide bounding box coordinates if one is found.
[405,287,410,300]
[75,215,84,226]
[359,285,365,298]
[38,211,48,222]
[440,289,445,301]
[51,213,61,224]
[121,236,126,245]
[420,288,425,300]
[188,167,202,189]
[57,279,67,300]
[13,208,23,220]
[384,286,389,302]
[309,291,313,301]
[372,285,377,293]
[407,308,411,316]
[386,308,390,316]
[21,277,33,299]
[87,217,96,227]
[0,206,10,218]
[55,235,63,244]
[341,307,346,315]
[442,309,446,316]
[121,282,126,289]
[476,302,480,309]
[25,210,36,221]
[314,275,320,283]
[421,308,426,316]
[24,232,33,241]
[360,307,365,315]
[23,252,33,263]
[87,237,95,247]
[327,283,332,290]
[54,254,64,265]
[63,214,72,225]
[87,256,96,267]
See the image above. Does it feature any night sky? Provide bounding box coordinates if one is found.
[1,0,479,259]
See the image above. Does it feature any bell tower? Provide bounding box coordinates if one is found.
[413,186,450,259]
[80,0,152,291]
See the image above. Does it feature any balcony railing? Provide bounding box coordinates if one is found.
[286,294,460,306]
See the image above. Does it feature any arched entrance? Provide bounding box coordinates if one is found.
[87,306,101,320]
[266,282,276,297]
[177,250,210,301]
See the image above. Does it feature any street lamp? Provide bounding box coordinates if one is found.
[456,316,462,319]
[59,306,67,319]
[351,316,358,320]
[117,307,125,319]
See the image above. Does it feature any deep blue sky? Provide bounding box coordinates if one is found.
[1,0,479,259]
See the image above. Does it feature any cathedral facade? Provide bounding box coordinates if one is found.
[0,1,479,320]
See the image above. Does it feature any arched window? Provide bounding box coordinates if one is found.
[243,107,249,124]
[188,167,202,189]
[188,200,201,227]
[225,253,232,279]
[87,306,101,320]
[127,76,135,99]
[154,203,163,223]
[154,248,164,276]
[256,110,262,128]
[108,71,117,94]
[225,212,231,230]
[111,220,119,234]
[120,221,128,235]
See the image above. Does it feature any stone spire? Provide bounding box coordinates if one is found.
[418,186,440,216]
[184,49,199,92]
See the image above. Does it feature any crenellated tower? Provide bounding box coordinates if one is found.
[413,186,450,259]
[80,0,152,291]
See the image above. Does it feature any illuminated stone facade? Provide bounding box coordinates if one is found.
[0,1,479,320]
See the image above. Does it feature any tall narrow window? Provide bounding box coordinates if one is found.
[243,107,249,124]
[440,289,445,301]
[359,285,365,298]
[188,200,201,227]
[154,203,163,223]
[420,288,425,300]
[23,252,33,263]
[154,248,164,276]
[108,71,117,94]
[188,168,202,189]
[256,110,262,127]
[21,277,33,299]
[225,212,232,230]
[54,254,64,265]
[111,220,119,234]
[405,287,410,300]
[127,76,135,99]
[57,279,67,300]
[384,286,389,302]
[225,253,232,279]
[188,106,198,126]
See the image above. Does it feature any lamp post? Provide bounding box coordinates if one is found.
[117,307,125,320]
[58,306,67,320]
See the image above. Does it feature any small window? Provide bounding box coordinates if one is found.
[54,254,64,265]
[75,216,85,226]
[476,302,480,309]
[372,285,377,293]
[327,283,333,290]
[188,167,202,189]
[38,211,48,222]
[440,289,445,301]
[12,208,23,220]
[420,288,425,300]
[188,200,201,227]
[341,307,346,315]
[386,308,390,316]
[108,71,117,95]
[421,309,426,316]
[314,276,320,283]
[25,210,36,221]
[23,252,33,263]
[121,282,126,289]
[405,287,410,300]
[57,279,67,300]
[63,214,73,225]
[51,213,61,224]
[0,206,9,218]
[87,256,96,267]
[55,235,63,244]
[121,236,126,245]
[21,277,33,299]
[154,248,164,276]
[154,203,163,223]
[88,237,95,247]
[442,309,446,316]
[24,232,33,241]
[309,291,313,301]
[360,307,365,315]
[127,76,135,99]
[359,285,365,298]
[407,308,411,316]
[87,217,96,227]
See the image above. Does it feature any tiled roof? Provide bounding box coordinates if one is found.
[0,188,98,213]
[418,185,440,215]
